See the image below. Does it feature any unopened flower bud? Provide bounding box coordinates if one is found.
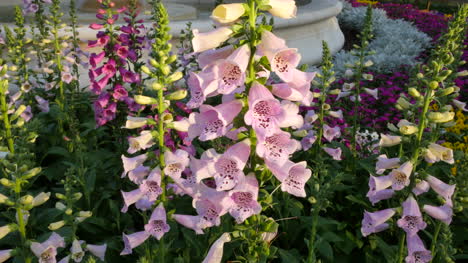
[134,95,157,105]
[170,118,190,132]
[73,193,83,201]
[437,87,454,97]
[55,202,66,211]
[0,224,14,240]
[33,192,50,207]
[124,117,147,129]
[429,81,439,90]
[166,90,187,100]
[364,60,373,67]
[20,195,34,205]
[149,59,159,68]
[151,82,163,91]
[363,74,373,80]
[0,193,9,204]
[161,65,171,76]
[387,123,399,132]
[329,89,341,95]
[141,66,151,75]
[292,130,308,137]
[408,88,421,98]
[55,193,66,200]
[48,220,66,231]
[167,72,183,83]
[0,178,13,188]
[65,208,73,215]
[428,111,454,123]
[396,97,412,109]
[456,70,468,77]
[23,167,41,179]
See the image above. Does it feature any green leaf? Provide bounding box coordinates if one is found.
[317,240,334,261]
[278,249,300,263]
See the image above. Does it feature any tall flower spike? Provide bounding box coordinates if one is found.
[405,234,432,263]
[397,196,427,236]
[361,208,396,237]
[267,160,312,197]
[188,100,243,141]
[144,203,171,240]
[228,174,262,223]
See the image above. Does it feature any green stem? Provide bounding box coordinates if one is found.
[396,232,405,263]
[306,207,320,263]
[351,52,364,159]
[429,221,442,262]
[15,181,31,263]
[0,84,14,153]
[247,0,257,87]
[157,87,167,203]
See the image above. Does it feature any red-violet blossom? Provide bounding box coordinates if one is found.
[397,196,427,236]
[30,232,65,263]
[266,160,312,197]
[228,174,262,223]
[188,100,242,141]
[361,208,396,237]
[405,234,432,263]
[425,175,455,207]
[89,52,106,68]
[389,161,413,191]
[256,130,300,166]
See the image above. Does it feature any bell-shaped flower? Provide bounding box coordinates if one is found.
[193,186,231,229]
[164,149,190,178]
[120,231,150,255]
[398,119,418,135]
[208,45,250,95]
[198,45,234,69]
[301,130,317,151]
[361,208,396,237]
[85,243,107,262]
[397,196,427,236]
[124,116,147,129]
[192,27,233,53]
[304,110,318,124]
[211,3,245,24]
[126,165,150,185]
[426,175,455,207]
[367,175,394,205]
[328,110,343,119]
[172,214,204,234]
[35,96,50,113]
[257,31,314,86]
[267,0,297,19]
[121,168,162,212]
[389,161,413,191]
[202,233,231,263]
[228,174,262,223]
[379,134,402,147]
[272,81,314,106]
[204,140,251,191]
[121,154,147,175]
[364,88,378,100]
[127,131,154,154]
[144,204,171,240]
[245,83,303,137]
[267,160,311,197]
[412,180,430,196]
[188,100,243,141]
[424,143,454,164]
[452,99,467,111]
[30,232,65,263]
[70,239,85,262]
[323,124,341,142]
[423,204,453,225]
[375,155,400,174]
[186,71,218,109]
[323,147,342,161]
[0,249,12,263]
[256,130,299,166]
[405,234,432,263]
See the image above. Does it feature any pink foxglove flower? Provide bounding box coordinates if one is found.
[323,124,341,142]
[122,154,147,175]
[192,27,233,53]
[375,155,400,174]
[208,44,250,95]
[120,231,150,255]
[90,52,105,68]
[202,233,231,263]
[30,232,65,263]
[389,161,413,191]
[126,165,149,184]
[172,214,204,234]
[198,45,234,69]
[397,196,427,236]
[426,175,455,207]
[423,204,453,225]
[164,149,190,178]
[144,204,171,240]
[304,110,318,124]
[405,234,432,263]
[127,131,154,154]
[256,130,299,166]
[361,208,396,237]
[323,147,342,161]
[272,82,314,106]
[188,100,243,141]
[121,167,162,212]
[245,83,303,137]
[194,186,232,229]
[228,174,262,223]
[85,244,107,262]
[186,71,217,109]
[367,175,394,205]
[70,239,84,262]
[0,249,12,263]
[267,160,311,197]
[412,180,430,196]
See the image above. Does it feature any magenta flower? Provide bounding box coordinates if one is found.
[389,161,413,191]
[120,231,150,255]
[102,59,117,77]
[361,208,396,237]
[188,100,242,141]
[367,175,394,205]
[423,204,453,225]
[256,130,299,165]
[113,85,129,101]
[90,52,105,68]
[426,175,455,207]
[323,147,342,161]
[245,83,303,137]
[144,204,170,240]
[323,124,341,142]
[164,149,190,178]
[267,160,311,197]
[207,44,250,94]
[397,196,427,236]
[228,174,262,223]
[405,234,432,263]
[120,68,140,83]
[30,232,65,263]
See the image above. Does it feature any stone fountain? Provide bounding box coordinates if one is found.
[1,0,344,65]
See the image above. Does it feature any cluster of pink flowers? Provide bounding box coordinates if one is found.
[88,0,144,126]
